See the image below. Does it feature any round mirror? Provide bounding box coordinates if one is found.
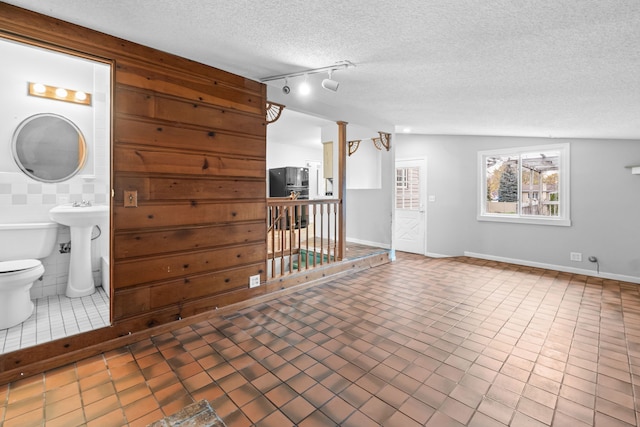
[12,113,87,183]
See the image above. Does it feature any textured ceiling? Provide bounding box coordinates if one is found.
[5,0,640,139]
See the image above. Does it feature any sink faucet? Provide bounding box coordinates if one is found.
[72,200,93,207]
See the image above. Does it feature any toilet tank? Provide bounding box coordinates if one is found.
[0,222,59,261]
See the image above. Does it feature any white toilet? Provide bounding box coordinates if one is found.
[0,222,58,329]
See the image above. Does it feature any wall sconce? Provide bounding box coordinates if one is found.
[28,82,92,106]
[348,132,391,156]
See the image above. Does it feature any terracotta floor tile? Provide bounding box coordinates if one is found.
[44,381,79,405]
[477,397,515,425]
[6,253,640,426]
[297,409,339,427]
[398,396,435,424]
[81,380,116,406]
[78,370,111,391]
[221,409,253,427]
[383,411,423,427]
[86,408,126,427]
[139,360,171,381]
[360,395,396,424]
[319,395,356,424]
[122,394,159,423]
[45,393,83,421]
[83,393,120,422]
[281,395,316,424]
[556,396,594,425]
[7,380,43,404]
[45,407,85,427]
[238,395,276,424]
[4,395,43,421]
[75,355,107,379]
[159,393,193,418]
[146,371,179,393]
[342,409,379,427]
[44,366,78,391]
[516,397,554,425]
[3,406,43,427]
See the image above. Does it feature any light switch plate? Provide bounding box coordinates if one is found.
[124,190,138,207]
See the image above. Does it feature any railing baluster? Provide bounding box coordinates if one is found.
[269,205,275,278]
[266,198,339,279]
[332,202,337,263]
[320,203,325,265]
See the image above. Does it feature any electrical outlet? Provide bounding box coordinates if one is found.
[570,252,582,262]
[249,274,260,288]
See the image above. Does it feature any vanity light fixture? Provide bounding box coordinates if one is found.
[28,82,92,106]
[260,60,355,94]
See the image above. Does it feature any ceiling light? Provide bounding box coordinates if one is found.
[260,60,355,94]
[299,76,311,95]
[282,78,290,94]
[321,70,339,92]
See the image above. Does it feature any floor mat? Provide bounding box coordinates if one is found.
[148,400,227,427]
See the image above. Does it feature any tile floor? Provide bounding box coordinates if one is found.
[0,288,110,354]
[1,253,640,426]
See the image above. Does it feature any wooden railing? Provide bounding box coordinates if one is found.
[267,198,341,279]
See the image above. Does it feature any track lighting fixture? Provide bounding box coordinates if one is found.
[260,60,354,94]
[321,70,339,92]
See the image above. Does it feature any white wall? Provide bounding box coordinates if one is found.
[319,123,392,248]
[396,134,640,282]
[266,141,322,170]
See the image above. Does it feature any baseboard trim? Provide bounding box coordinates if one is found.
[464,251,640,284]
[346,237,390,249]
[426,252,454,259]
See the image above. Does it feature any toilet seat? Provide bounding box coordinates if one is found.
[0,259,41,274]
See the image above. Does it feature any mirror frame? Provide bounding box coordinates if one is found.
[11,112,87,183]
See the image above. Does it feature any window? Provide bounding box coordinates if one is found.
[478,143,570,226]
[396,166,420,210]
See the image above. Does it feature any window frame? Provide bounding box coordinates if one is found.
[477,143,571,226]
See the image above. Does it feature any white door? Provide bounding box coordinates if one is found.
[394,159,426,254]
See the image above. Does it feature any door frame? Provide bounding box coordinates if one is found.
[393,157,427,255]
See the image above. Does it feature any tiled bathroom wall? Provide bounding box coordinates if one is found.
[0,172,109,299]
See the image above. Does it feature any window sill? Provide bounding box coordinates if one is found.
[477,214,571,227]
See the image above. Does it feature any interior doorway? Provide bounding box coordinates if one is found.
[394,158,427,255]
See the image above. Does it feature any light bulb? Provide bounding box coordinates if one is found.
[299,80,311,96]
[75,91,87,101]
[55,87,68,98]
[33,83,46,94]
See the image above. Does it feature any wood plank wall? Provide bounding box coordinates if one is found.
[0,4,268,380]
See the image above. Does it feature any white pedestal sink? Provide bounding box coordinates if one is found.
[49,204,108,298]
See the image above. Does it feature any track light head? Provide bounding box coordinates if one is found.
[321,78,339,92]
[282,79,290,94]
[321,69,339,92]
